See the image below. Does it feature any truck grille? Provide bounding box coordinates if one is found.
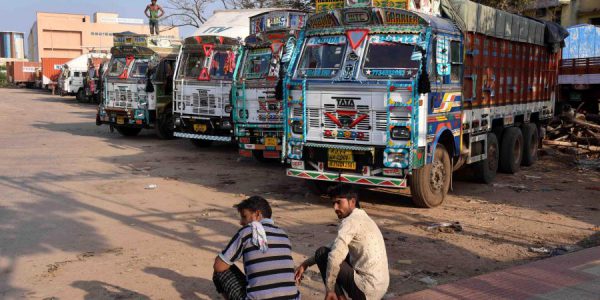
[108,89,137,108]
[192,89,221,115]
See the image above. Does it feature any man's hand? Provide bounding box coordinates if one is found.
[324,291,338,300]
[294,262,307,284]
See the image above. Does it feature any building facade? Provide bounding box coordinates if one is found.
[0,31,26,64]
[28,12,180,62]
[524,0,600,27]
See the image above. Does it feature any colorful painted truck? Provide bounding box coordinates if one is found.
[283,0,565,207]
[96,33,180,138]
[232,10,307,160]
[559,24,600,114]
[173,9,272,147]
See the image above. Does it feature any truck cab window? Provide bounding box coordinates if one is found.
[450,40,462,83]
[296,35,346,78]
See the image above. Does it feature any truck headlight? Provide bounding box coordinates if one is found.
[291,145,303,156]
[391,126,410,140]
[387,152,405,163]
[291,121,303,134]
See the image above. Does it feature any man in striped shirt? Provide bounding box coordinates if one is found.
[213,196,300,299]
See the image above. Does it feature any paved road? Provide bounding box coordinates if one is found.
[0,88,598,300]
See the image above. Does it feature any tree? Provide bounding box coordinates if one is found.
[473,0,535,13]
[161,0,313,30]
[160,0,211,29]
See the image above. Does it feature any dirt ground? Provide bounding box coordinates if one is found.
[0,88,598,300]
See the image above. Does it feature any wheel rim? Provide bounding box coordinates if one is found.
[430,160,446,193]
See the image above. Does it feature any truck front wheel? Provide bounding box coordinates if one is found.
[499,127,523,173]
[156,108,175,139]
[76,89,85,103]
[410,144,451,208]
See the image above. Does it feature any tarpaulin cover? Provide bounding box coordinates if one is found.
[192,9,275,41]
[563,24,600,59]
[440,0,547,46]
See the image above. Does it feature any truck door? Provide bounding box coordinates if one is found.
[153,58,176,114]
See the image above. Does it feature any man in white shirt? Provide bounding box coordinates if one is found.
[295,184,389,300]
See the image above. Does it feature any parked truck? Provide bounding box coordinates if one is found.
[232,10,307,160]
[559,24,600,114]
[41,57,70,89]
[173,9,272,147]
[96,32,180,138]
[6,61,40,88]
[58,52,111,102]
[283,0,566,207]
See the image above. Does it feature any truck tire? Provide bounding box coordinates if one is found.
[499,127,523,174]
[115,126,142,137]
[76,89,85,103]
[155,107,175,139]
[410,144,451,208]
[305,180,334,196]
[190,139,212,147]
[521,123,538,166]
[473,132,499,184]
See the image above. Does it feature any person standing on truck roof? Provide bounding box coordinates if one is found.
[213,196,300,299]
[295,184,389,300]
[144,0,164,36]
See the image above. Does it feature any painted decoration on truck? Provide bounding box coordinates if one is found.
[114,35,147,47]
[307,13,340,29]
[372,0,408,9]
[382,10,425,26]
[316,0,344,13]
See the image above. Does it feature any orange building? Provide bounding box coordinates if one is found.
[28,12,180,62]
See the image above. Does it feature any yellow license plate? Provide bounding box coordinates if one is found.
[116,116,125,125]
[264,137,278,146]
[328,160,356,170]
[328,149,355,170]
[194,124,207,132]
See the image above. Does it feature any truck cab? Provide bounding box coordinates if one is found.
[173,36,240,146]
[284,0,563,207]
[233,10,307,160]
[96,33,180,138]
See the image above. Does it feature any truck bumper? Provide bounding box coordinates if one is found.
[174,132,232,142]
[286,168,407,188]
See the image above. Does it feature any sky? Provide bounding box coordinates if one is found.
[0,0,219,40]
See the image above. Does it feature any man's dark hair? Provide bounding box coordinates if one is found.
[327,184,360,208]
[235,196,272,218]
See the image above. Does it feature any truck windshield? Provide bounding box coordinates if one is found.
[242,48,272,80]
[297,35,346,78]
[130,59,149,78]
[107,57,127,77]
[178,51,206,79]
[210,51,234,80]
[362,35,420,79]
